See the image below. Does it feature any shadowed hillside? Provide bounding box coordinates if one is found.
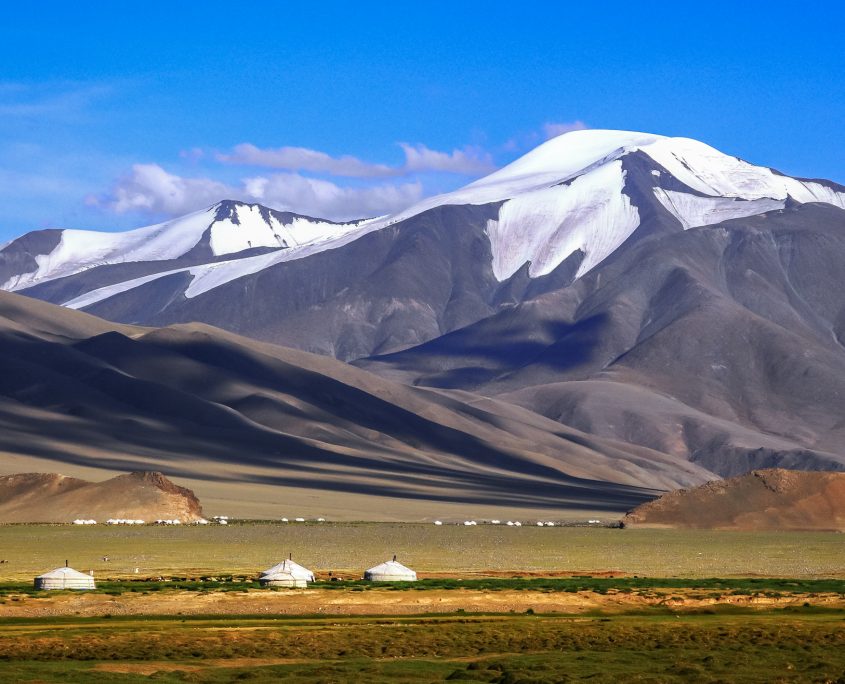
[0,290,708,519]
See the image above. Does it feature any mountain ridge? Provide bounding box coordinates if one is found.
[2,129,844,503]
[5,130,844,319]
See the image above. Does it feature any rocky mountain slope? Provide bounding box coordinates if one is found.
[7,131,843,362]
[623,469,845,530]
[361,202,845,476]
[0,471,203,523]
[2,129,845,493]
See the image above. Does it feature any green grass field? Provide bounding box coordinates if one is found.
[1,612,845,682]
[1,523,843,580]
[3,523,843,681]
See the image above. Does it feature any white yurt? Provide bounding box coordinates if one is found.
[364,556,417,582]
[34,564,96,590]
[259,570,307,588]
[259,555,315,583]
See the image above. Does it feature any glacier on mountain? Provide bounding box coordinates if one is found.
[652,190,785,230]
[487,160,639,280]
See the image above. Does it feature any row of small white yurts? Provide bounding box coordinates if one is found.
[437,519,601,526]
[33,556,416,590]
[72,518,218,525]
[258,555,416,587]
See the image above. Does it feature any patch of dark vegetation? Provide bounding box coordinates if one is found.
[2,576,845,598]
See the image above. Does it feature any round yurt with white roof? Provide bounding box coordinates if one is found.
[34,564,95,590]
[259,555,314,586]
[259,555,315,582]
[364,556,417,582]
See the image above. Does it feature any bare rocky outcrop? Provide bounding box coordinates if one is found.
[623,469,845,530]
[0,471,204,523]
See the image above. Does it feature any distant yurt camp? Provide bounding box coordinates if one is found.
[364,556,417,581]
[34,565,95,590]
[259,556,315,583]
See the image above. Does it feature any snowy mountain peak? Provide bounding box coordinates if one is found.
[380,129,845,281]
[3,130,844,313]
[469,129,665,190]
[0,201,361,292]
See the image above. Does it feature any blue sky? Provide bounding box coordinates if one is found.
[0,1,842,239]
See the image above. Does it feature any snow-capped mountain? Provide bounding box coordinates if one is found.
[388,129,844,279]
[4,130,842,313]
[0,200,363,292]
[3,129,845,489]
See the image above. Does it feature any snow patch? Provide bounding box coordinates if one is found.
[4,208,215,291]
[62,217,385,309]
[790,181,845,209]
[641,138,845,208]
[207,204,350,254]
[378,130,663,228]
[487,161,640,280]
[653,189,785,229]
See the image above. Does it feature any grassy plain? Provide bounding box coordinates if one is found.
[1,523,843,580]
[2,612,845,682]
[1,523,843,681]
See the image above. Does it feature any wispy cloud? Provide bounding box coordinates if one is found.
[179,147,205,162]
[217,142,495,177]
[542,120,589,139]
[90,164,423,221]
[0,81,113,120]
[245,173,422,219]
[99,139,495,221]
[398,143,495,175]
[218,144,395,178]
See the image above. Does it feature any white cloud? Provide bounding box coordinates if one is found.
[542,120,589,139]
[93,164,423,221]
[99,140,493,221]
[219,143,395,178]
[0,81,113,120]
[218,142,495,177]
[179,147,205,162]
[246,173,422,219]
[398,143,495,175]
[95,164,231,215]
